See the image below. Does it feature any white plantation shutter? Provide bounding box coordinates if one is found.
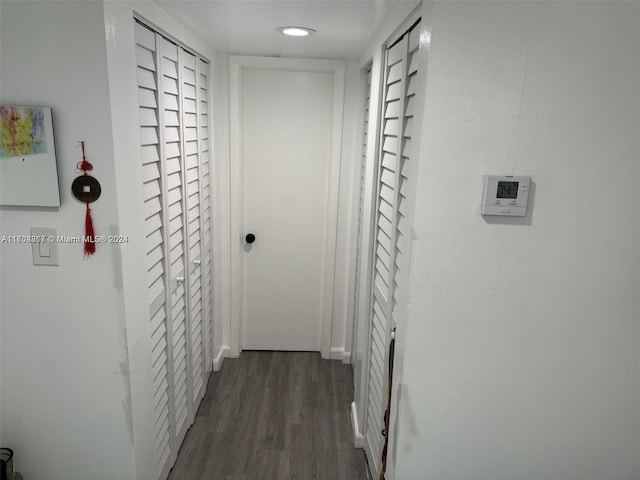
[135,23,174,478]
[198,59,214,373]
[180,49,206,404]
[364,19,421,479]
[351,64,373,350]
[392,26,420,328]
[159,37,192,445]
[135,20,213,480]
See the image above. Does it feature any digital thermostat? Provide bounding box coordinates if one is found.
[481,175,530,216]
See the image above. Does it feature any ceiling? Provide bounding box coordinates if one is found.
[154,0,417,59]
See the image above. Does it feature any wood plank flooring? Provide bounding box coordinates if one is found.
[168,351,370,480]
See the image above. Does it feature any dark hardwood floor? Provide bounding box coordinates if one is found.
[168,351,370,480]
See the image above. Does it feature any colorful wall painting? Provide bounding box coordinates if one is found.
[0,106,60,206]
[0,106,48,158]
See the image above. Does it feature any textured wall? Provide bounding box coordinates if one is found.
[394,2,640,479]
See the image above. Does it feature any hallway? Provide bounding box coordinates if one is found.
[168,352,369,479]
[3,2,639,479]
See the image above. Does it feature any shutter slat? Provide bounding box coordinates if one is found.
[186,141,198,156]
[138,88,158,109]
[379,183,394,206]
[384,99,401,119]
[165,126,180,143]
[404,118,414,138]
[184,113,197,128]
[136,45,156,71]
[381,152,397,172]
[183,84,196,99]
[382,136,397,154]
[183,98,197,113]
[380,168,394,189]
[408,51,419,75]
[165,142,181,160]
[140,127,158,146]
[384,118,400,136]
[388,40,405,67]
[378,199,393,230]
[143,180,161,200]
[135,22,156,51]
[141,145,160,165]
[182,51,196,69]
[185,128,197,142]
[387,62,403,85]
[139,108,158,127]
[163,75,179,94]
[406,74,417,97]
[164,109,180,127]
[137,68,157,90]
[163,93,179,111]
[386,82,402,102]
[142,162,160,183]
[162,58,178,79]
[405,95,415,117]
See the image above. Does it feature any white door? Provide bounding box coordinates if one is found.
[240,67,334,351]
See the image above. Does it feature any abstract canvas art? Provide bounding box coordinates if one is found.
[0,106,48,158]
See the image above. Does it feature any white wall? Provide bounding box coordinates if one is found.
[0,2,136,479]
[394,2,640,479]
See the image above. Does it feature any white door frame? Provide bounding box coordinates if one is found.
[228,55,346,358]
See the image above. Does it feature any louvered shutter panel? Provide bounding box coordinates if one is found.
[136,20,213,479]
[365,39,402,472]
[365,19,421,479]
[180,49,206,403]
[351,65,373,343]
[135,22,174,478]
[159,37,192,445]
[198,59,214,372]
[392,27,420,326]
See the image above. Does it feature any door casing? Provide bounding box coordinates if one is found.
[229,56,346,358]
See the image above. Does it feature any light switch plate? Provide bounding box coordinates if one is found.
[31,227,59,266]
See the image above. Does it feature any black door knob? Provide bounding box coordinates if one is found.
[245,233,256,244]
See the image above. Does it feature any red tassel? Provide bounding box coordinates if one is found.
[78,141,93,173]
[84,203,96,255]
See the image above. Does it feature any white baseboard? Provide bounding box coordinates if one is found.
[330,347,344,360]
[351,401,364,448]
[213,345,230,371]
[342,350,351,364]
[330,347,351,364]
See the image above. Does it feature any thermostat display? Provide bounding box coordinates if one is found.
[481,175,530,216]
[496,181,518,199]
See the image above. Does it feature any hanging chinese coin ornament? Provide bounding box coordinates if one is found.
[71,141,101,256]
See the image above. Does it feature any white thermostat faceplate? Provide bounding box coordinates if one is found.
[481,175,530,216]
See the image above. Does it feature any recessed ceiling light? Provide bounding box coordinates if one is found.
[276,26,316,37]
